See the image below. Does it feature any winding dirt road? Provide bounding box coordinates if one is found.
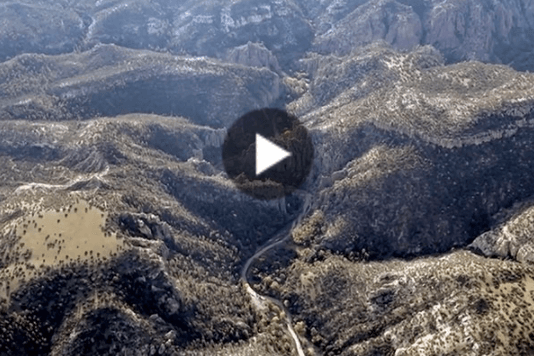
[240,191,312,356]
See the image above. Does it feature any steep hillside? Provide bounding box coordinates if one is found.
[0,45,281,127]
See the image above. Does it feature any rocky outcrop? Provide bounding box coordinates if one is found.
[313,0,534,71]
[82,0,314,70]
[470,202,534,263]
[224,41,281,73]
[314,1,423,54]
[423,0,534,70]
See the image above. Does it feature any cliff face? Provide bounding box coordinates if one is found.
[424,0,534,70]
[224,41,282,73]
[314,0,534,70]
[470,200,534,264]
[313,1,423,54]
[79,0,315,70]
[2,0,534,71]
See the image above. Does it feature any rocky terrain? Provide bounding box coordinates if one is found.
[1,0,534,355]
[2,0,534,71]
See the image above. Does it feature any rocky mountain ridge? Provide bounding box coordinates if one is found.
[2,0,534,71]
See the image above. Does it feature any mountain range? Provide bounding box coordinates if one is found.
[1,1,534,355]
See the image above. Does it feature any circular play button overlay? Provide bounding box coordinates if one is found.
[222,108,313,200]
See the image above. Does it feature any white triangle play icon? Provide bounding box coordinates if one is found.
[255,133,292,176]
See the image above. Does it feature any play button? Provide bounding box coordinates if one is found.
[222,108,313,200]
[255,133,291,176]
